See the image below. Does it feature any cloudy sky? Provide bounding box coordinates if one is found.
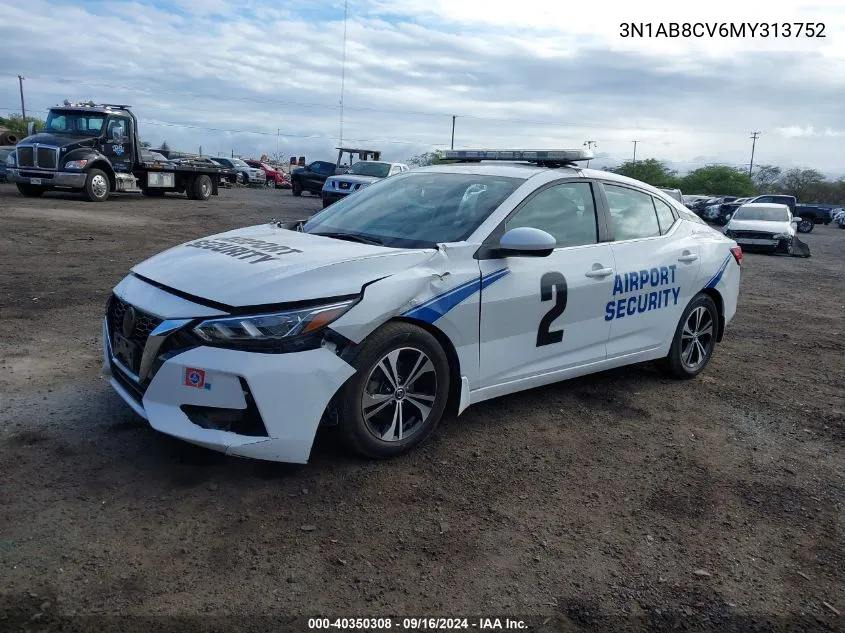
[1,0,844,176]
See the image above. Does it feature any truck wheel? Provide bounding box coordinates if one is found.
[16,183,46,198]
[83,169,110,202]
[141,188,165,197]
[292,181,302,196]
[797,218,814,233]
[188,175,213,201]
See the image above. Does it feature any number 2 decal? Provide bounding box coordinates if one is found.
[536,272,567,347]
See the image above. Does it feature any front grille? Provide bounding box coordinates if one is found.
[733,231,777,240]
[107,294,164,375]
[37,147,57,169]
[17,147,34,168]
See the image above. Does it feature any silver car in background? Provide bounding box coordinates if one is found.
[722,203,798,254]
[322,160,409,207]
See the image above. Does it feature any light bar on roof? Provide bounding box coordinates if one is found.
[442,149,594,162]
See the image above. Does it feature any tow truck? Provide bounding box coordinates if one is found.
[5,100,235,202]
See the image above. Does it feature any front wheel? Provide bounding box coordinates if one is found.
[658,293,719,379]
[334,322,451,459]
[797,218,814,233]
[16,183,46,197]
[292,181,302,196]
[83,168,110,202]
[266,179,276,189]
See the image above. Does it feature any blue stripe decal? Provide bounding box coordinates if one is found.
[403,268,510,323]
[705,254,731,289]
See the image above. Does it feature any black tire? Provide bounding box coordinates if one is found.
[83,168,110,202]
[657,293,719,379]
[292,181,302,196]
[16,183,46,198]
[334,322,451,459]
[188,175,213,201]
[322,199,331,209]
[797,218,814,233]
[266,179,276,189]
[141,188,165,197]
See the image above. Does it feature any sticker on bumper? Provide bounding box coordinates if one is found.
[184,367,212,390]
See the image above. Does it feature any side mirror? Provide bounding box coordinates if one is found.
[27,121,36,136]
[497,227,556,257]
[724,213,732,221]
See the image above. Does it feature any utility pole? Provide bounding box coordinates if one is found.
[450,115,456,150]
[583,140,596,167]
[632,140,639,163]
[17,75,26,121]
[276,128,280,157]
[748,132,760,177]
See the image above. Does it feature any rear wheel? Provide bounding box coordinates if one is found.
[83,168,110,202]
[334,322,451,459]
[797,218,814,233]
[188,175,213,200]
[658,293,719,379]
[16,183,46,198]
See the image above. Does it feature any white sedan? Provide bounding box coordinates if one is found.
[102,149,742,464]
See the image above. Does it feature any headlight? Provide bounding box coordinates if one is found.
[5,153,15,167]
[191,298,357,352]
[64,160,88,170]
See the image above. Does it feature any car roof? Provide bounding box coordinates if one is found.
[738,202,790,211]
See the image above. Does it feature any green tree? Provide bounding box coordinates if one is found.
[608,159,680,188]
[0,113,47,141]
[680,166,755,197]
[778,168,826,201]
[751,164,782,193]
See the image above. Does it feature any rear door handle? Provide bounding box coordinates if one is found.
[678,253,699,263]
[585,267,614,278]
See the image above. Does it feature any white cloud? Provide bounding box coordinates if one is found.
[0,0,843,176]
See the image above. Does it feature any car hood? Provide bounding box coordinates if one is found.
[327,174,382,185]
[727,219,791,232]
[130,224,435,307]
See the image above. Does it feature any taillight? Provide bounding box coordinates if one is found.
[730,246,743,266]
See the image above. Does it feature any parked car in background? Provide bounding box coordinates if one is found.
[659,188,683,204]
[210,157,265,185]
[716,194,797,228]
[793,204,832,230]
[321,161,409,207]
[835,209,845,228]
[723,203,799,254]
[702,196,739,222]
[682,194,710,210]
[0,145,15,182]
[290,160,341,196]
[244,160,290,188]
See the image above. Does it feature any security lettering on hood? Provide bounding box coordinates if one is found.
[605,265,680,321]
[184,235,303,264]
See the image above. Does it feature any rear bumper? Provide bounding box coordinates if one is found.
[8,168,86,188]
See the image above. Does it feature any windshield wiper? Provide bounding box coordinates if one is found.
[310,231,386,246]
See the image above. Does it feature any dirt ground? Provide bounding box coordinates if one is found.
[0,183,843,632]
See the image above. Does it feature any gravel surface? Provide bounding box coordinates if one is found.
[1,183,843,632]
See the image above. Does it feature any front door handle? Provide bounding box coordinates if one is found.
[678,251,699,263]
[585,267,614,278]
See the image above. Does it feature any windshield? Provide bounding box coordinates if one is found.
[232,159,249,168]
[733,206,790,222]
[43,110,105,136]
[348,161,391,178]
[302,171,523,248]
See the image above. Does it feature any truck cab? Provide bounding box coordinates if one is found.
[6,100,232,202]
